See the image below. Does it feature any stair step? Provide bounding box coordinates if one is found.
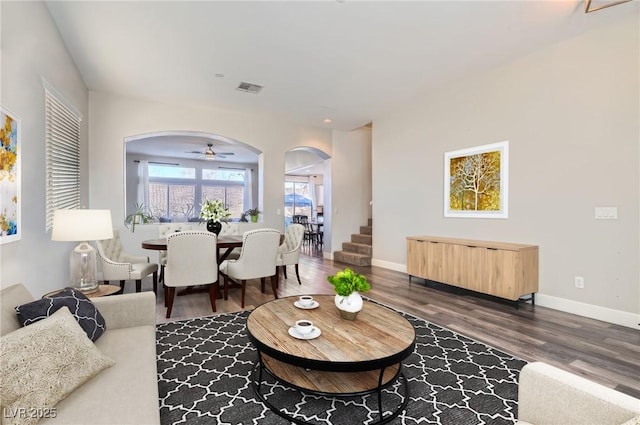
[368,218,372,226]
[342,242,372,256]
[360,225,372,235]
[351,234,372,245]
[334,251,372,267]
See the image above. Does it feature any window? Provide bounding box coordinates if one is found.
[284,181,312,224]
[202,168,245,218]
[45,86,81,230]
[147,165,197,219]
[143,164,246,221]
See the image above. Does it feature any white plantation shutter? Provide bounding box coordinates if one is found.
[45,87,81,230]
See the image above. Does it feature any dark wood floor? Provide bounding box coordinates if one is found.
[131,252,640,399]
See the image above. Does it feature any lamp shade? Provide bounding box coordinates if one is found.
[51,209,113,241]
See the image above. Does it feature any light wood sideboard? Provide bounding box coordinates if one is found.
[406,236,538,302]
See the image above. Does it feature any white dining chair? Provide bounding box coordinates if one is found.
[96,229,158,293]
[158,223,193,284]
[164,230,218,318]
[276,224,305,285]
[219,228,281,308]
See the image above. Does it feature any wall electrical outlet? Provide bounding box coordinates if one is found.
[575,276,585,289]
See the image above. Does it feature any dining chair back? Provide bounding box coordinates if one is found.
[219,228,281,308]
[158,223,193,283]
[95,229,158,293]
[292,215,308,224]
[276,223,305,284]
[164,230,218,318]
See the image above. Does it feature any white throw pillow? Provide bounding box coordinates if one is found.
[0,306,115,425]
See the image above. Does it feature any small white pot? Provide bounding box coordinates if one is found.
[335,292,363,319]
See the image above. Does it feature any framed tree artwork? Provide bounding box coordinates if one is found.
[444,141,508,218]
[0,107,20,243]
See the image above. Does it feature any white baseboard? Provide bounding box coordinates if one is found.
[370,261,639,330]
[371,258,406,273]
[323,251,334,260]
[535,294,640,330]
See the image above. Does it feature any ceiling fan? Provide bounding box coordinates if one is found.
[186,143,235,160]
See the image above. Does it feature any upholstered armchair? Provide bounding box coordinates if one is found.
[96,229,158,293]
[219,228,281,308]
[164,230,218,318]
[276,223,305,285]
[158,223,193,283]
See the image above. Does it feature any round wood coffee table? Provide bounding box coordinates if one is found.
[246,295,416,424]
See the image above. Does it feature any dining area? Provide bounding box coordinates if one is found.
[121,222,306,319]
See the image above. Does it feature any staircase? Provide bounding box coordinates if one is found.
[333,219,372,267]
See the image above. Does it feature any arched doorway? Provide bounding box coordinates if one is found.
[284,147,331,255]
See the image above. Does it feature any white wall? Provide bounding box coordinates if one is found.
[372,14,639,328]
[87,92,339,252]
[330,127,372,254]
[0,2,89,295]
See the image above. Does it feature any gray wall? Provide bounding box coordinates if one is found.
[0,2,89,294]
[372,14,639,328]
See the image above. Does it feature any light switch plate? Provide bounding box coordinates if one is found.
[595,207,618,220]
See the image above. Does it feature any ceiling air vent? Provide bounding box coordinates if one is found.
[236,82,263,94]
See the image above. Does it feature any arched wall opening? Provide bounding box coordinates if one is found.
[123,130,261,223]
[284,146,332,253]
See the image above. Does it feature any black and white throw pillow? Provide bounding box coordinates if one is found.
[15,288,107,341]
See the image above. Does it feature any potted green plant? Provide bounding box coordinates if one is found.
[245,207,260,223]
[327,268,371,320]
[125,202,153,232]
[200,199,231,235]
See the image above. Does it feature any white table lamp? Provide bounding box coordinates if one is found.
[52,209,113,293]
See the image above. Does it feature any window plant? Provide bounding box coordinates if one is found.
[125,202,153,232]
[245,207,260,223]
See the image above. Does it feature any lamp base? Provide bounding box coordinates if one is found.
[70,242,99,294]
[74,281,99,294]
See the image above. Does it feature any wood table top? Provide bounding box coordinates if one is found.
[246,295,416,372]
[141,234,244,250]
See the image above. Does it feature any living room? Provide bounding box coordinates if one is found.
[1,1,638,424]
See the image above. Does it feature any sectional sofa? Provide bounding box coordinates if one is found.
[0,283,160,425]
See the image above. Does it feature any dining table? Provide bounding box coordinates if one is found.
[141,234,244,298]
[141,234,244,264]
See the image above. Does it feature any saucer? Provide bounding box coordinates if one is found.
[294,300,320,310]
[288,326,321,340]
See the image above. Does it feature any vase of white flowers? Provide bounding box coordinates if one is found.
[199,199,231,235]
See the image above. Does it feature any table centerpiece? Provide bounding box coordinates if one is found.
[327,268,371,320]
[200,199,231,235]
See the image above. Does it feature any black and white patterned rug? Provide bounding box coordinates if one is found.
[156,302,526,425]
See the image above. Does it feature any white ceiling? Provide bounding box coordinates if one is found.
[45,0,636,169]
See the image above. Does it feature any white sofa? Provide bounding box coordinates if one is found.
[518,362,640,425]
[0,284,160,425]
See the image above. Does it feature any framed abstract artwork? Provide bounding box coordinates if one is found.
[444,141,508,218]
[0,107,20,244]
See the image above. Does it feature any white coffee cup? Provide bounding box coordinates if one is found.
[295,319,314,336]
[299,295,314,307]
